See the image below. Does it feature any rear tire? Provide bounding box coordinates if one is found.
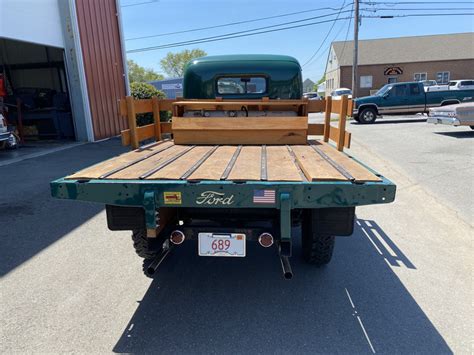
[470,126,474,130]
[359,107,377,124]
[301,209,335,266]
[132,230,158,260]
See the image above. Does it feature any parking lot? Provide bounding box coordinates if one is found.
[1,117,472,353]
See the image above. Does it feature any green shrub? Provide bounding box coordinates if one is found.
[130,82,169,126]
[130,82,165,100]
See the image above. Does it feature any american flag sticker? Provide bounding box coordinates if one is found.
[253,189,276,204]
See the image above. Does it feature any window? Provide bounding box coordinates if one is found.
[217,77,266,94]
[394,84,407,97]
[360,75,373,88]
[436,71,450,84]
[388,77,398,84]
[409,83,421,95]
[460,80,474,87]
[414,72,427,81]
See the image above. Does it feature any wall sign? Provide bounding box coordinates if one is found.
[384,66,403,76]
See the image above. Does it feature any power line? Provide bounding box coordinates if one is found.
[301,1,347,68]
[127,12,473,54]
[121,0,158,8]
[302,8,353,69]
[363,12,474,17]
[362,7,474,11]
[127,12,354,53]
[126,3,354,41]
[361,1,473,4]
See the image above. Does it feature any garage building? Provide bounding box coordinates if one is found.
[325,33,474,97]
[0,0,129,142]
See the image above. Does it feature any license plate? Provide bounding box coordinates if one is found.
[198,233,246,257]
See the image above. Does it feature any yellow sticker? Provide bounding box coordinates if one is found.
[164,192,182,205]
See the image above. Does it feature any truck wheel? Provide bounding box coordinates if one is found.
[470,126,474,130]
[301,209,335,266]
[359,108,377,124]
[132,230,158,260]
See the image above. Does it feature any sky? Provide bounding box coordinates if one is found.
[120,0,474,82]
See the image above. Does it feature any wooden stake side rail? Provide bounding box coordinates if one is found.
[67,140,381,183]
[119,96,353,150]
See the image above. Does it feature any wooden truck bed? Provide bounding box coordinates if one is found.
[66,139,381,183]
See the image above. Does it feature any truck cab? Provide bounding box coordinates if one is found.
[183,54,303,100]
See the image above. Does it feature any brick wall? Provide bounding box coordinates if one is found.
[337,59,474,97]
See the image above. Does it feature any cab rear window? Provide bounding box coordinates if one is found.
[217,77,266,94]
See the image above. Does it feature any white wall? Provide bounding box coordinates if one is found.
[0,0,64,48]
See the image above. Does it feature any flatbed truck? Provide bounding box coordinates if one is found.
[51,55,396,279]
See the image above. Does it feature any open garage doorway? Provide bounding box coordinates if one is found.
[0,38,76,146]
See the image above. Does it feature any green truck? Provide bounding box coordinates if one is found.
[353,81,474,123]
[51,55,396,279]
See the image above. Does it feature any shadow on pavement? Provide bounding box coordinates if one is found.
[434,130,474,139]
[0,138,127,276]
[113,219,450,354]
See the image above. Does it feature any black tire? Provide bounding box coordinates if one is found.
[470,126,474,130]
[359,107,377,124]
[301,209,335,266]
[132,230,158,260]
[353,116,360,122]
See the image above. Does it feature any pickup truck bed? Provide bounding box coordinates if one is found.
[52,139,393,210]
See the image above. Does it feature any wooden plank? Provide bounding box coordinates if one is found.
[266,146,302,181]
[172,117,308,130]
[152,97,161,140]
[126,96,139,149]
[188,146,237,180]
[317,142,382,182]
[337,95,349,151]
[107,145,189,179]
[227,146,262,181]
[307,100,325,113]
[173,100,307,107]
[173,129,307,145]
[121,122,172,146]
[291,145,347,181]
[324,96,332,142]
[66,141,174,179]
[329,126,351,148]
[119,98,176,116]
[145,146,214,180]
[307,123,325,135]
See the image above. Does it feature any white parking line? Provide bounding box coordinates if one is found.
[345,288,376,353]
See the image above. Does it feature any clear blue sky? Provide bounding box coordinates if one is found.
[120,0,474,81]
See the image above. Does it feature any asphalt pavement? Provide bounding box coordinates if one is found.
[1,123,472,353]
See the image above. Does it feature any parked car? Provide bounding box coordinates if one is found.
[448,80,474,90]
[352,81,474,123]
[427,102,474,129]
[302,92,321,100]
[330,88,352,99]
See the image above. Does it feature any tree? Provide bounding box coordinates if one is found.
[127,59,164,83]
[160,49,207,78]
[313,74,326,92]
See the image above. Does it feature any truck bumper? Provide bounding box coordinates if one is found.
[427,116,461,126]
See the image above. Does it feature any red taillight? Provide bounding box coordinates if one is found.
[170,230,185,245]
[258,233,274,248]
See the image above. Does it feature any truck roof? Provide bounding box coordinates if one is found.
[188,54,301,65]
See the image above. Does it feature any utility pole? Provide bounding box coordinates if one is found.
[352,0,359,98]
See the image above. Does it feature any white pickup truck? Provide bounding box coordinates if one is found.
[426,80,474,92]
[427,102,474,129]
